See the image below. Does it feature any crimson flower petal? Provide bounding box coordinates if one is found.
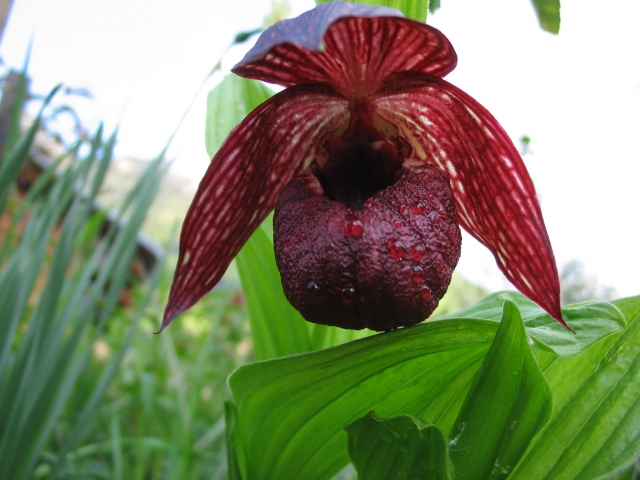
[233,3,456,95]
[161,84,348,330]
[373,71,566,327]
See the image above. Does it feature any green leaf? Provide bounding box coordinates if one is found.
[314,0,428,23]
[205,74,274,158]
[531,0,560,34]
[510,295,640,479]
[236,224,313,360]
[438,291,625,357]
[0,84,60,214]
[346,411,452,480]
[225,401,244,480]
[448,300,552,479]
[228,319,496,480]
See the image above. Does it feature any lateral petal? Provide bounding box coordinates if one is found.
[161,84,348,329]
[373,71,566,327]
[233,3,457,95]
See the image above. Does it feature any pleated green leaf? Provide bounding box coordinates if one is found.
[228,319,496,480]
[448,300,552,479]
[225,401,244,480]
[346,412,452,480]
[438,292,625,357]
[510,295,640,479]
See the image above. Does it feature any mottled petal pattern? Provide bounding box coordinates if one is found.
[233,3,456,95]
[373,71,565,326]
[161,84,348,329]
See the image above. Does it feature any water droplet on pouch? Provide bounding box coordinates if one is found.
[399,204,407,215]
[341,287,357,303]
[387,239,407,260]
[421,287,432,299]
[286,236,294,246]
[307,281,320,295]
[297,233,306,242]
[325,243,334,251]
[412,266,424,284]
[428,194,435,202]
[342,218,364,237]
[393,219,403,228]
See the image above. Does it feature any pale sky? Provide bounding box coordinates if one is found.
[2,0,639,298]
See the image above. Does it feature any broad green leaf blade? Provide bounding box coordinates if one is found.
[346,411,452,480]
[438,292,625,356]
[531,0,560,34]
[314,0,428,22]
[449,301,552,479]
[205,74,274,157]
[236,225,313,360]
[510,295,640,479]
[228,319,496,480]
[225,401,244,480]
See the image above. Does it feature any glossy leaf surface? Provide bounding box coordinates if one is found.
[438,291,625,357]
[227,295,638,480]
[228,319,495,480]
[449,301,552,479]
[346,412,452,480]
[511,296,640,479]
[225,401,243,480]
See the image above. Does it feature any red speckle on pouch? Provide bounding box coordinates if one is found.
[411,245,425,261]
[411,203,424,215]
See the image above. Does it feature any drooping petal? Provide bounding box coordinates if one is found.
[161,84,348,330]
[233,3,457,96]
[373,71,566,327]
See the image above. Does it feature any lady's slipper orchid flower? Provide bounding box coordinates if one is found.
[162,2,568,332]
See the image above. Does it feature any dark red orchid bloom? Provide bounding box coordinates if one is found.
[162,2,567,332]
